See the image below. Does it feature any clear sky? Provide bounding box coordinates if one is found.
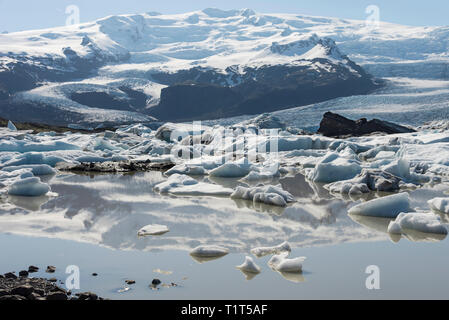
[0,0,447,32]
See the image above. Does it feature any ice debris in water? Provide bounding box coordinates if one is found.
[251,241,291,258]
[190,245,229,258]
[348,192,411,218]
[236,256,261,274]
[388,212,448,235]
[428,198,449,214]
[231,184,294,207]
[209,162,252,178]
[268,252,306,273]
[137,224,170,236]
[7,120,17,131]
[164,164,206,176]
[8,175,50,197]
[153,174,233,196]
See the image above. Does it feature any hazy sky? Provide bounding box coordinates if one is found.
[0,0,447,32]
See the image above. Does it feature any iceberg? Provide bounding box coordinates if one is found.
[8,176,50,197]
[388,212,448,236]
[236,256,261,274]
[251,241,291,258]
[7,120,17,131]
[137,224,170,236]
[348,192,411,218]
[190,245,229,258]
[428,197,449,214]
[231,184,294,207]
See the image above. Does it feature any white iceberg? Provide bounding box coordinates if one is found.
[231,184,294,207]
[236,256,261,274]
[8,176,50,197]
[428,197,449,214]
[388,212,448,236]
[348,192,411,218]
[164,164,206,176]
[308,152,362,183]
[7,120,17,131]
[251,241,291,258]
[209,162,252,178]
[268,252,305,273]
[154,174,233,196]
[190,245,229,258]
[137,224,170,236]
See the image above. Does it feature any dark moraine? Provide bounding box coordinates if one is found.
[317,112,416,137]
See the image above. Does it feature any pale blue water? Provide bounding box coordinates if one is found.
[0,172,448,299]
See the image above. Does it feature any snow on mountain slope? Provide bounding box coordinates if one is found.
[0,8,448,125]
[1,8,447,77]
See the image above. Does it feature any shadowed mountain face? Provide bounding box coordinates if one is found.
[149,61,380,122]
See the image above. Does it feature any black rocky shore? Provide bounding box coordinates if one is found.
[0,269,103,301]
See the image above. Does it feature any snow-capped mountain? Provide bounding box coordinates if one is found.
[0,8,448,126]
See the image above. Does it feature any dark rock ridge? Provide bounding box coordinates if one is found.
[318,112,416,137]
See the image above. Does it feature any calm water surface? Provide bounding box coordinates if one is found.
[0,172,448,299]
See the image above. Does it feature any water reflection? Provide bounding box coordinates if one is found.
[349,213,448,243]
[0,172,447,254]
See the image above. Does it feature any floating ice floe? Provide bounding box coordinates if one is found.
[8,175,51,197]
[231,184,294,207]
[307,150,362,183]
[236,256,261,274]
[164,164,207,176]
[154,174,233,196]
[325,169,402,195]
[348,192,411,218]
[7,120,17,131]
[251,241,291,258]
[268,252,306,273]
[137,224,170,236]
[190,245,229,263]
[428,197,449,214]
[209,162,252,178]
[388,212,448,236]
[1,164,56,176]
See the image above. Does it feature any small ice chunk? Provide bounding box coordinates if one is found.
[8,177,50,197]
[7,120,17,131]
[236,256,261,274]
[209,162,252,178]
[348,192,411,218]
[154,174,233,196]
[308,152,362,183]
[137,224,169,236]
[165,164,206,176]
[190,245,229,258]
[268,252,305,273]
[2,164,56,176]
[231,184,294,207]
[253,193,287,207]
[388,212,448,235]
[251,241,291,258]
[428,198,449,214]
[276,257,306,273]
[154,174,198,193]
